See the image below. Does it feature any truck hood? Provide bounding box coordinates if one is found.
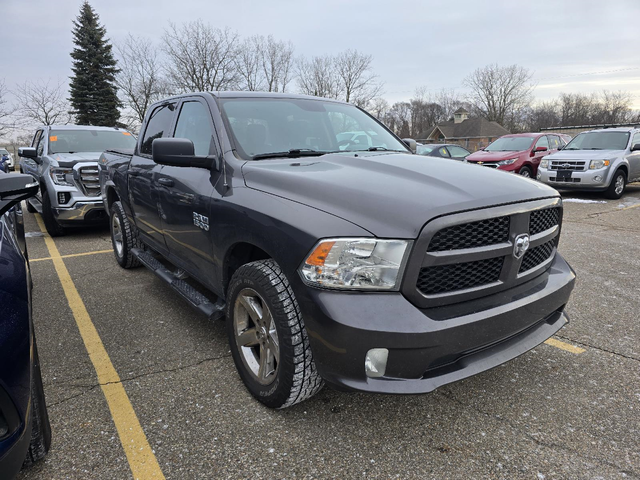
[546,149,625,161]
[49,152,101,168]
[242,152,559,238]
[466,150,526,163]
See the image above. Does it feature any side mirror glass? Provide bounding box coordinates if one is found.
[401,138,417,154]
[558,145,565,150]
[18,147,37,159]
[152,138,215,169]
[631,143,640,152]
[0,173,39,216]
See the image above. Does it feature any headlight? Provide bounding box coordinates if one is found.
[50,168,75,186]
[540,159,549,168]
[497,158,517,166]
[299,238,411,290]
[589,159,611,170]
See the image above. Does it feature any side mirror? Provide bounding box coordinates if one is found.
[152,138,215,169]
[18,147,37,159]
[534,146,548,153]
[558,145,565,151]
[631,143,640,152]
[401,138,417,154]
[0,173,39,216]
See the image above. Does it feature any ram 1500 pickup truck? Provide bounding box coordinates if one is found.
[100,92,576,409]
[19,125,136,236]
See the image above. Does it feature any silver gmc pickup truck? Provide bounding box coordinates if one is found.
[19,125,136,236]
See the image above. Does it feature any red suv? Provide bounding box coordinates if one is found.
[466,133,565,177]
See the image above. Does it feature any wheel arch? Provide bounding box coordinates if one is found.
[223,242,273,294]
[105,184,120,212]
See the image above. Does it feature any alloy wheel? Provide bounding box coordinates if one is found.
[111,213,123,257]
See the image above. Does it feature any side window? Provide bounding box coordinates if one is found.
[448,145,470,158]
[632,132,640,149]
[548,135,560,150]
[174,101,216,156]
[439,147,450,157]
[140,103,176,155]
[31,130,43,149]
[535,136,549,149]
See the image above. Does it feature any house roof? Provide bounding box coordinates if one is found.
[423,118,510,140]
[454,107,469,114]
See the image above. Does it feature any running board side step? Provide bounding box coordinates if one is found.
[132,248,225,321]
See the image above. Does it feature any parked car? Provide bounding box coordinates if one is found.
[466,133,565,177]
[0,148,14,171]
[416,143,471,161]
[100,92,575,409]
[0,172,51,477]
[18,125,136,237]
[537,127,640,199]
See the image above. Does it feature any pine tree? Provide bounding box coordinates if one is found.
[69,1,121,126]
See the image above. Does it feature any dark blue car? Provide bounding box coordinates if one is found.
[0,173,50,479]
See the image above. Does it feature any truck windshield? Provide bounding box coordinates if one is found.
[49,130,137,154]
[218,97,409,159]
[485,137,534,152]
[563,131,630,151]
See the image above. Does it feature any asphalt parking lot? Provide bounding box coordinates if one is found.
[16,185,640,480]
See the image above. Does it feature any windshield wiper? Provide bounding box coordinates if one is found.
[365,146,406,152]
[584,147,603,150]
[252,149,327,160]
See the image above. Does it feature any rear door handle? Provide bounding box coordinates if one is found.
[158,177,174,187]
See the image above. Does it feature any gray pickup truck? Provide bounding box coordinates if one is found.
[19,125,136,236]
[100,92,576,409]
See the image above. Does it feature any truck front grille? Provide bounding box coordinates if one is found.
[78,166,100,197]
[428,216,509,252]
[404,199,563,308]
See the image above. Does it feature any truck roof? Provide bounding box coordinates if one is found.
[45,125,128,131]
[154,90,348,105]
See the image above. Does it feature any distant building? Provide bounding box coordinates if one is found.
[419,108,510,151]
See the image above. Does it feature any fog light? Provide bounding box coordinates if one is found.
[365,348,389,378]
[593,175,602,183]
[58,192,70,204]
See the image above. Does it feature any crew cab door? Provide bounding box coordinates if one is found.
[129,102,177,253]
[156,98,221,283]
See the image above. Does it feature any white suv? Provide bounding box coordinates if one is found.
[537,127,640,199]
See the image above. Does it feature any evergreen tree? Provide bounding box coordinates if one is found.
[69,2,121,126]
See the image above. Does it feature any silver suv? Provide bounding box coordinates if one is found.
[537,127,640,199]
[18,125,136,236]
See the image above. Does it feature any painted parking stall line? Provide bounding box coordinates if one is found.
[34,215,165,480]
[30,249,114,263]
[544,337,586,354]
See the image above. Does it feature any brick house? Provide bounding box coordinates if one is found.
[419,108,510,151]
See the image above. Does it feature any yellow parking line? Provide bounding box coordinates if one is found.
[616,202,640,212]
[30,249,113,262]
[34,215,165,480]
[544,337,586,354]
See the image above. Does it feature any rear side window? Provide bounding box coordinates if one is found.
[535,136,549,149]
[548,135,561,150]
[173,101,215,156]
[141,103,176,155]
[439,147,450,157]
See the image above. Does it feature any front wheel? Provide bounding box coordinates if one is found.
[226,259,323,408]
[110,201,142,268]
[519,166,533,178]
[605,169,626,199]
[41,190,65,237]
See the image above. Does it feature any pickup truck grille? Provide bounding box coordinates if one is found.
[549,160,586,171]
[405,199,563,308]
[78,166,100,197]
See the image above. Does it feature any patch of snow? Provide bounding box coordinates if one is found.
[562,198,607,204]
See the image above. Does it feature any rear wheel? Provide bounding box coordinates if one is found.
[605,169,626,199]
[22,340,51,468]
[226,259,323,408]
[110,201,142,268]
[519,166,533,178]
[41,190,65,237]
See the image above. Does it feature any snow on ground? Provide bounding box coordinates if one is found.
[562,198,607,204]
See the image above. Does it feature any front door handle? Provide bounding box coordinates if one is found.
[158,177,174,187]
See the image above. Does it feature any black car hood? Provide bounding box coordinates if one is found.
[49,152,101,168]
[242,152,559,238]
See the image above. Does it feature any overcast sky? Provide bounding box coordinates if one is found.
[2,0,639,118]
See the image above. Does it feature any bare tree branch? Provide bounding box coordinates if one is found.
[334,49,382,108]
[0,79,15,137]
[162,21,239,92]
[116,34,167,128]
[297,55,340,99]
[13,79,72,126]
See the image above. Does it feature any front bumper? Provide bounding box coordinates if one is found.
[537,168,610,190]
[53,200,106,224]
[298,253,575,394]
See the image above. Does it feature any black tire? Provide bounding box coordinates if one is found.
[22,340,52,468]
[109,201,142,268]
[41,190,65,237]
[519,166,533,178]
[226,259,323,409]
[605,169,627,199]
